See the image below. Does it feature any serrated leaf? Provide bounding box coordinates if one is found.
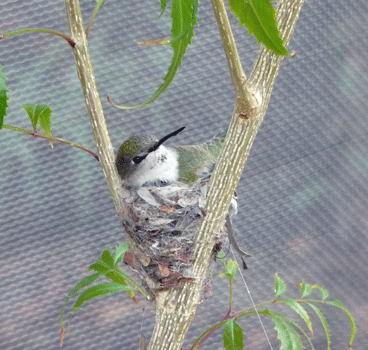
[223,319,244,350]
[120,0,198,109]
[105,268,138,301]
[100,249,114,267]
[114,243,129,265]
[274,273,286,298]
[73,283,136,312]
[278,299,313,335]
[0,63,9,129]
[88,247,138,302]
[311,285,329,300]
[228,0,288,56]
[105,269,129,286]
[309,284,329,300]
[307,303,331,350]
[272,315,305,350]
[326,300,356,346]
[88,260,111,273]
[300,281,313,298]
[22,104,52,136]
[319,288,329,300]
[60,272,104,326]
[225,260,238,280]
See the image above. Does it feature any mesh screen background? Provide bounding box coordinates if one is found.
[0,0,367,349]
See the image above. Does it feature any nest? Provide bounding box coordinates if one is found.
[120,175,224,292]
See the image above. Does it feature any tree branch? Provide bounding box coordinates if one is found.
[148,0,305,349]
[64,0,128,212]
[210,0,257,112]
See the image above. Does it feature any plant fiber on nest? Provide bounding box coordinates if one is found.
[120,174,225,293]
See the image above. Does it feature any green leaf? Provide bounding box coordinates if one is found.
[95,0,104,4]
[104,269,138,301]
[0,62,9,129]
[60,272,104,326]
[217,250,226,260]
[225,260,238,280]
[326,300,356,346]
[89,260,111,273]
[105,269,129,286]
[119,0,198,109]
[274,273,286,298]
[100,249,114,267]
[272,315,305,350]
[278,299,313,335]
[114,243,129,265]
[300,281,313,298]
[307,303,331,350]
[73,283,137,312]
[89,249,115,272]
[89,266,138,302]
[311,284,329,300]
[158,0,167,18]
[223,319,244,350]
[228,0,288,56]
[22,104,52,136]
[88,247,139,302]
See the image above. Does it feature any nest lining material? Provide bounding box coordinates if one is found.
[121,176,226,290]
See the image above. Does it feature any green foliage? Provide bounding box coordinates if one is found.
[60,243,141,329]
[193,269,356,350]
[299,281,328,300]
[300,281,312,298]
[325,300,356,345]
[22,104,52,136]
[313,284,329,300]
[119,0,198,109]
[0,62,9,129]
[307,303,331,349]
[272,314,305,350]
[223,319,244,350]
[158,0,167,18]
[220,259,238,281]
[275,272,286,297]
[114,243,129,265]
[72,283,136,311]
[228,0,288,56]
[277,298,313,335]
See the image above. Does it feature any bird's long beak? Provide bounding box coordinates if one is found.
[148,127,185,153]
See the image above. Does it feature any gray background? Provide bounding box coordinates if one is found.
[0,0,367,349]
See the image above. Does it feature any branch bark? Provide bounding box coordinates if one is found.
[148,0,304,349]
[64,0,128,213]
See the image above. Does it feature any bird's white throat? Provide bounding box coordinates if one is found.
[129,145,179,187]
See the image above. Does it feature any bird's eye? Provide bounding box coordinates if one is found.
[132,155,146,164]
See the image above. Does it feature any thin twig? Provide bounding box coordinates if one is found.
[2,124,99,161]
[85,1,104,37]
[0,28,75,47]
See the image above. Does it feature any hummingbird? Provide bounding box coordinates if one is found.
[115,127,251,260]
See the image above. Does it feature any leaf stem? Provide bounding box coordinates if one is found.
[2,124,99,161]
[85,1,104,37]
[229,279,233,313]
[0,28,75,47]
